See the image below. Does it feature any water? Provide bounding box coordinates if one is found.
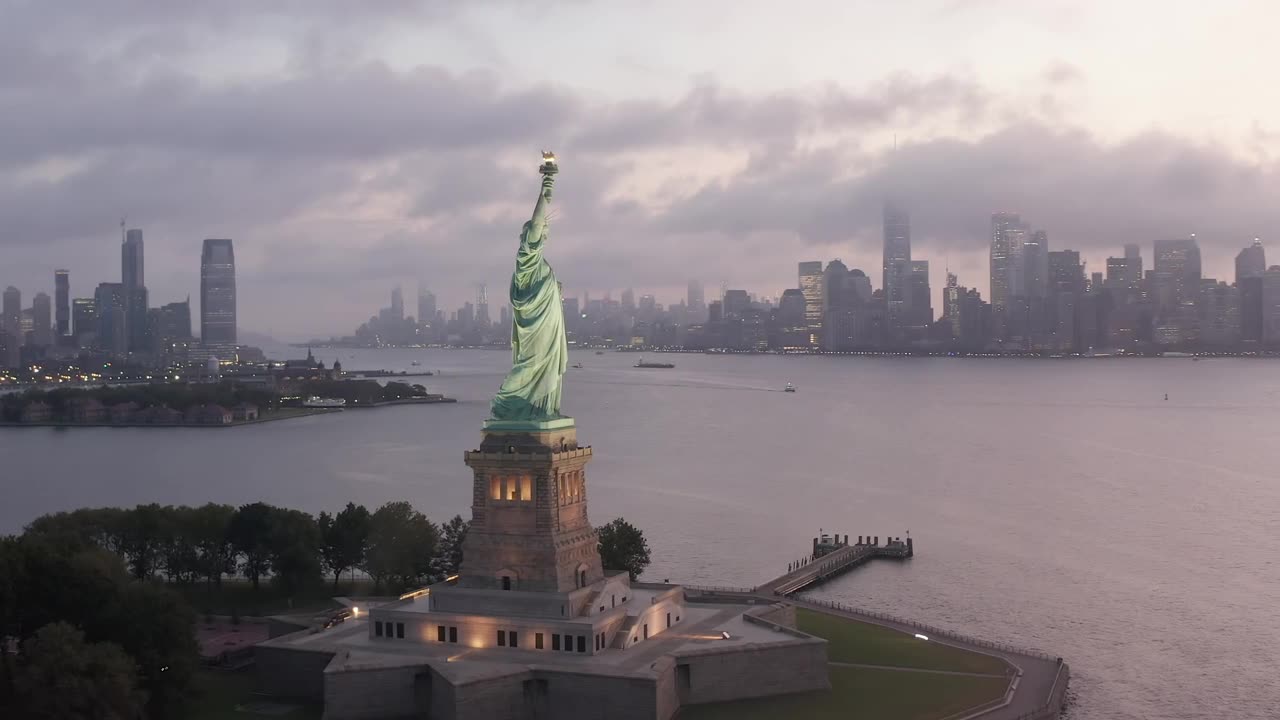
[2,348,1278,719]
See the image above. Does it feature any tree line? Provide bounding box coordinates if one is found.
[0,504,650,719]
[21,501,469,597]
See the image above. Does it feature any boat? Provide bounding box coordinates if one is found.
[784,383,796,393]
[303,396,347,408]
[595,351,604,355]
[634,357,675,369]
[411,361,421,366]
[572,363,583,369]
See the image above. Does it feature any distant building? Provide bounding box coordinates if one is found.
[69,397,106,423]
[687,280,706,323]
[31,292,52,348]
[94,282,128,356]
[200,239,237,347]
[1023,230,1049,300]
[72,298,97,347]
[2,286,21,348]
[1235,239,1265,285]
[123,228,149,353]
[882,202,912,330]
[908,260,932,330]
[989,213,1024,328]
[54,269,70,337]
[185,404,233,425]
[1262,266,1280,344]
[417,289,436,326]
[20,401,52,424]
[1240,276,1263,343]
[391,286,405,322]
[232,403,260,422]
[943,272,962,338]
[798,261,824,346]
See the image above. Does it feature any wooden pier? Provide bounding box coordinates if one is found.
[761,534,914,596]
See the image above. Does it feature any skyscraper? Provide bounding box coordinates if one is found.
[882,202,912,327]
[31,292,52,348]
[72,298,97,346]
[1,286,20,367]
[122,228,148,352]
[95,282,128,355]
[944,272,962,338]
[158,300,193,341]
[989,212,1022,318]
[687,280,705,322]
[908,260,932,328]
[391,286,405,321]
[475,284,490,327]
[418,289,437,326]
[1262,266,1280,344]
[1,286,20,344]
[798,261,824,345]
[54,269,70,337]
[200,239,237,346]
[1236,239,1266,285]
[1023,230,1049,299]
[122,228,144,289]
[1153,237,1202,311]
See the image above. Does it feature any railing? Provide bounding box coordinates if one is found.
[797,596,1061,663]
[681,584,758,594]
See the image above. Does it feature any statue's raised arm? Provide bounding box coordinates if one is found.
[488,152,570,424]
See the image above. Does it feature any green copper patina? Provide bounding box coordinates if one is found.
[487,152,569,425]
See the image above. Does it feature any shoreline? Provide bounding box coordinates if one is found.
[0,396,457,429]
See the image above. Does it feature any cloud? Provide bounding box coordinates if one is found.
[1,3,1277,338]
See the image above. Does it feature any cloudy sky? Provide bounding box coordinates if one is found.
[3,0,1279,339]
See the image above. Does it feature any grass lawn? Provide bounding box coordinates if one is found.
[797,608,1009,676]
[186,669,322,720]
[178,579,378,616]
[680,666,1009,720]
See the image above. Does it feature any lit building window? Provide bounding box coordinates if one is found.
[520,475,532,501]
[490,476,501,500]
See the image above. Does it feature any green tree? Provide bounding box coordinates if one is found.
[118,504,167,579]
[432,515,469,579]
[158,506,199,584]
[596,518,651,581]
[188,503,236,590]
[267,509,322,598]
[103,582,197,717]
[227,502,276,590]
[10,622,145,720]
[319,503,372,591]
[365,502,438,592]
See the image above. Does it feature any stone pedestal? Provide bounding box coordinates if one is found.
[460,418,605,594]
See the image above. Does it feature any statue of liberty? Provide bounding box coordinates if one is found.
[489,152,569,422]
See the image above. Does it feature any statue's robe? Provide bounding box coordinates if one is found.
[489,187,568,421]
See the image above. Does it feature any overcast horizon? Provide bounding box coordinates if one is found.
[4,1,1279,340]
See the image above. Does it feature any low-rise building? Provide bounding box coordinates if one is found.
[145,406,184,425]
[68,397,106,423]
[108,401,141,424]
[20,401,52,423]
[185,404,232,425]
[232,403,260,422]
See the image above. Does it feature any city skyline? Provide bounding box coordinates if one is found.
[5,3,1280,337]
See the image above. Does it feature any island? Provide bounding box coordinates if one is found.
[0,379,454,428]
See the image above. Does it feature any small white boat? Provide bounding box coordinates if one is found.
[411,360,422,366]
[784,383,797,393]
[303,396,347,408]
